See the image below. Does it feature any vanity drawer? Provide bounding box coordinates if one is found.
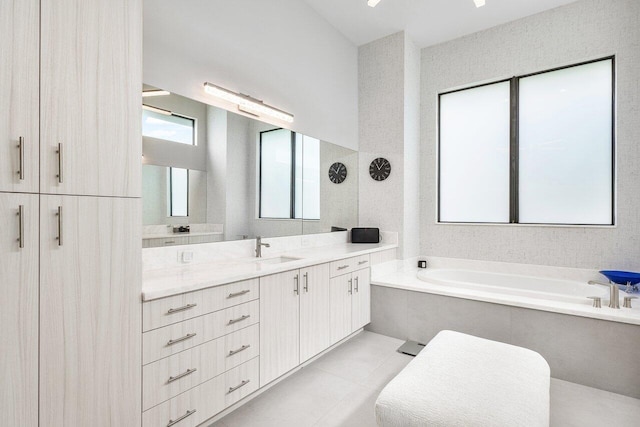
[330,254,370,277]
[354,254,370,270]
[142,357,259,427]
[143,278,259,332]
[143,300,259,365]
[143,324,259,410]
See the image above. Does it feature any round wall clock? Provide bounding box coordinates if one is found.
[369,157,391,181]
[328,162,347,184]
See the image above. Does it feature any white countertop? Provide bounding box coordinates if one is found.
[142,242,397,301]
[142,231,224,240]
[371,263,640,326]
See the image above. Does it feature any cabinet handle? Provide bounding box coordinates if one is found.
[228,289,250,298]
[17,137,24,180]
[294,274,299,295]
[17,205,24,249]
[56,206,63,246]
[167,368,197,383]
[166,333,196,346]
[167,303,197,314]
[228,379,250,394]
[355,276,359,293]
[358,260,368,265]
[167,409,196,427]
[337,265,349,270]
[303,272,309,292]
[56,143,63,183]
[228,344,251,357]
[228,314,250,325]
[348,278,353,295]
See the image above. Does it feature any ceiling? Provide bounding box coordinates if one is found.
[302,0,581,47]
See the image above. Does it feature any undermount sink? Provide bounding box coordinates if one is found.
[255,256,301,265]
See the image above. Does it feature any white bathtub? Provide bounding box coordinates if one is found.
[417,269,608,305]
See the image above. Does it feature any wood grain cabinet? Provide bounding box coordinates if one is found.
[0,0,40,193]
[329,267,372,345]
[0,193,38,427]
[40,0,142,197]
[299,264,331,363]
[39,195,142,427]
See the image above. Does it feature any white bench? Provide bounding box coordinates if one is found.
[375,330,550,427]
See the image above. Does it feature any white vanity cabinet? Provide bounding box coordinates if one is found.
[0,193,38,427]
[329,256,372,345]
[0,0,40,193]
[299,263,331,362]
[40,0,142,197]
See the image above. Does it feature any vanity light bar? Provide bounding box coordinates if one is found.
[367,0,382,7]
[203,82,294,123]
[142,104,173,116]
[474,0,486,7]
[142,89,170,97]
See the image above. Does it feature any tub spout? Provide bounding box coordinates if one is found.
[588,280,620,309]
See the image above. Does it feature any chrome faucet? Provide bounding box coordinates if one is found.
[588,280,620,309]
[255,236,270,258]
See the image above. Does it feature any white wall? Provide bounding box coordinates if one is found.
[144,0,358,150]
[421,0,640,270]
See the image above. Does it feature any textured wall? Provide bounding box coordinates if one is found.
[421,0,640,270]
[359,32,421,259]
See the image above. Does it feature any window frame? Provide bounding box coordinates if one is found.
[142,109,197,146]
[258,128,297,220]
[437,56,616,226]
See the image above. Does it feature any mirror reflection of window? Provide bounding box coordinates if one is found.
[142,109,196,145]
[301,135,320,220]
[169,167,189,217]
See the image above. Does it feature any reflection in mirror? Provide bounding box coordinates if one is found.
[141,84,358,247]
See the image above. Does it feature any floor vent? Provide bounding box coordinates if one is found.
[397,340,426,357]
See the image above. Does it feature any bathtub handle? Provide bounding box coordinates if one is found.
[587,296,601,308]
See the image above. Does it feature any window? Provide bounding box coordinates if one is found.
[259,129,320,220]
[169,167,188,217]
[438,58,614,225]
[142,109,196,145]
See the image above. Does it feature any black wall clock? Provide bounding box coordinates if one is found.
[328,162,347,184]
[369,157,391,181]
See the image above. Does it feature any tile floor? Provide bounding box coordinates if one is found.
[211,331,640,427]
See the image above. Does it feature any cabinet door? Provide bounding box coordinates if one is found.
[0,0,39,193]
[40,0,142,197]
[39,195,141,426]
[329,274,352,345]
[300,263,331,362]
[260,270,300,386]
[352,268,371,331]
[0,193,38,426]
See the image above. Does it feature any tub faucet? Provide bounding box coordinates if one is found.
[255,236,270,258]
[588,280,620,309]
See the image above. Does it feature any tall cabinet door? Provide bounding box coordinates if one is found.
[0,0,39,193]
[300,263,331,363]
[329,274,352,345]
[352,268,371,331]
[0,193,38,426]
[40,0,142,197]
[260,270,300,387]
[39,195,141,426]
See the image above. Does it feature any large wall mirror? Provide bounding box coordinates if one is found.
[142,85,358,247]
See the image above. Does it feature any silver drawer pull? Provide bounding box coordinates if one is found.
[56,206,63,246]
[56,143,63,183]
[167,409,196,427]
[167,333,196,346]
[348,278,353,295]
[167,303,197,314]
[228,314,250,325]
[228,289,250,298]
[337,265,349,270]
[167,368,197,383]
[164,241,175,244]
[17,205,24,249]
[355,276,359,293]
[17,136,24,180]
[228,379,250,394]
[228,344,251,357]
[358,260,368,265]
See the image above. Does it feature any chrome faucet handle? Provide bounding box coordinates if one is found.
[587,296,602,308]
[623,296,637,309]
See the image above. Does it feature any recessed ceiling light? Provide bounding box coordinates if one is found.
[474,0,486,7]
[368,0,382,8]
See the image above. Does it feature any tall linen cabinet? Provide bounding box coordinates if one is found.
[0,0,142,426]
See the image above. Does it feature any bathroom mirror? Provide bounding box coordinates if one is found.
[141,85,358,247]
